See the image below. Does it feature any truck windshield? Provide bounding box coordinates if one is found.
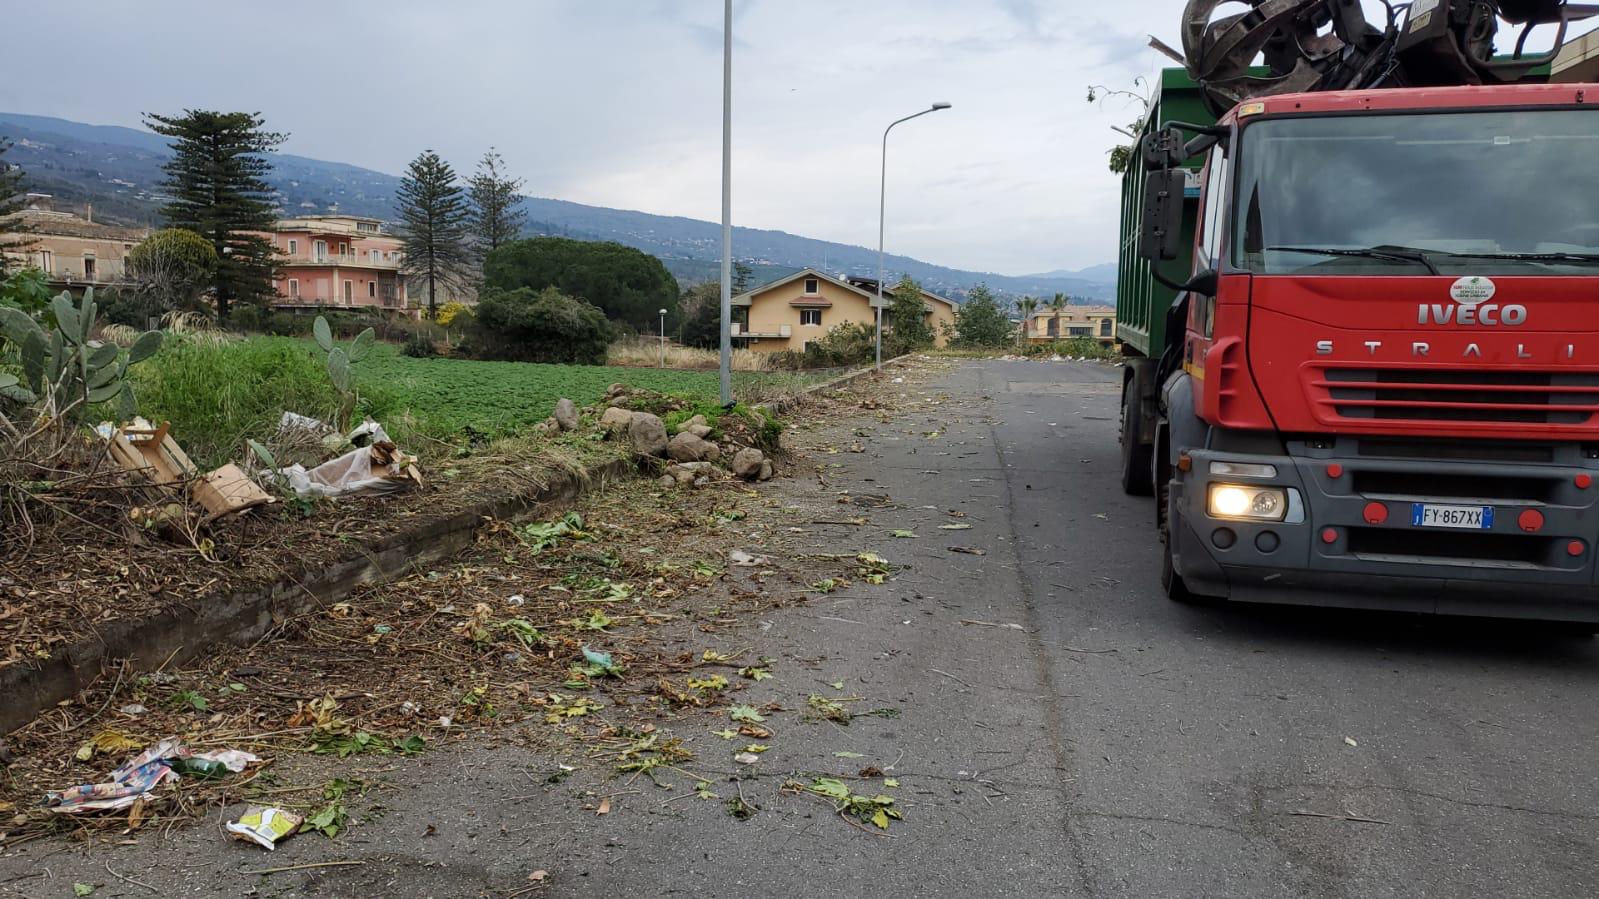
[1232,109,1599,276]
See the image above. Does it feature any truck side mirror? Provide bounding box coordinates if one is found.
[1139,169,1187,262]
[1142,127,1186,169]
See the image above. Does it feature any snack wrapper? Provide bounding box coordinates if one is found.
[225,806,304,850]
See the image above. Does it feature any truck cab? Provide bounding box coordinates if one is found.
[1121,80,1599,622]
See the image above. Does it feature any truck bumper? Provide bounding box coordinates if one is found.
[1172,444,1599,623]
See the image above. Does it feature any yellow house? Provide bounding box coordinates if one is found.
[731,268,956,353]
[1022,305,1117,345]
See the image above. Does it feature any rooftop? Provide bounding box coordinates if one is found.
[4,208,149,242]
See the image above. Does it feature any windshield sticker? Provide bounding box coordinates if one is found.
[1449,276,1495,305]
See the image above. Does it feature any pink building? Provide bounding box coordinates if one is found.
[264,216,409,312]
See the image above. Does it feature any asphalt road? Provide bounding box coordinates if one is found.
[8,358,1598,898]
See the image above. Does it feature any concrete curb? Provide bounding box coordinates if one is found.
[1,457,636,736]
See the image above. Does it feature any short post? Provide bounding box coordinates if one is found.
[659,308,668,368]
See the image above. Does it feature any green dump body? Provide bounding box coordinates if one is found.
[1115,68,1215,359]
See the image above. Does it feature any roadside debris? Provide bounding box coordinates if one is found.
[782,776,903,830]
[226,806,304,850]
[45,738,257,814]
[105,418,275,519]
[271,421,422,497]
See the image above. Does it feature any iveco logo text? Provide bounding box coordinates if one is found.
[1417,303,1527,326]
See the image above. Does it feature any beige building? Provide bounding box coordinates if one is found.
[0,195,150,293]
[731,268,956,353]
[1552,28,1599,82]
[1022,304,1117,345]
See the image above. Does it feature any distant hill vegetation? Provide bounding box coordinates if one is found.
[0,111,1114,301]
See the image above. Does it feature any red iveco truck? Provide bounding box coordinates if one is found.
[1118,75,1599,622]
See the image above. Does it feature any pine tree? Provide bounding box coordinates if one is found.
[396,151,471,319]
[0,139,32,277]
[467,149,527,258]
[732,261,753,294]
[144,111,285,319]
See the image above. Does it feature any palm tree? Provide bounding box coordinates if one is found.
[1017,296,1039,346]
[1048,293,1069,341]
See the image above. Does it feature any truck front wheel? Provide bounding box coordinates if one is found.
[1158,476,1195,602]
[1120,377,1154,496]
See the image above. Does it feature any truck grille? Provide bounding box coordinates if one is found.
[1314,368,1599,428]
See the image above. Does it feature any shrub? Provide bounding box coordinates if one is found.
[226,303,267,334]
[435,301,471,327]
[467,286,613,365]
[124,227,218,314]
[131,337,397,469]
[267,312,315,337]
[801,321,876,368]
[951,285,1013,348]
[884,276,935,357]
[1023,336,1118,360]
[403,332,438,358]
[483,236,680,332]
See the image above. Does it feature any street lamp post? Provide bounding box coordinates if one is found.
[876,102,951,371]
[717,0,734,405]
[659,308,668,368]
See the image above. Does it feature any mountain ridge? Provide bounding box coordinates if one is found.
[0,111,1115,301]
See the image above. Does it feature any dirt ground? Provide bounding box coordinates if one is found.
[0,357,960,895]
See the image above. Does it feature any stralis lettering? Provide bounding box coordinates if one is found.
[1315,339,1576,360]
[1417,303,1527,326]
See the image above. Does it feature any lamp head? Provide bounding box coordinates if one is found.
[659,308,668,315]
[931,102,952,110]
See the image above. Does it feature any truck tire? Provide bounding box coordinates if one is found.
[1157,477,1195,602]
[1120,377,1154,496]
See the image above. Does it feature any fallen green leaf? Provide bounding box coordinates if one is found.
[834,751,864,759]
[729,705,766,724]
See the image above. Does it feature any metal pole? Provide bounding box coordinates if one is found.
[659,310,666,368]
[718,0,734,406]
[876,103,951,372]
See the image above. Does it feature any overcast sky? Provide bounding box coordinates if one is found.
[2,1,1586,276]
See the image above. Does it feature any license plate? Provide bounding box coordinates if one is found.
[1410,503,1494,530]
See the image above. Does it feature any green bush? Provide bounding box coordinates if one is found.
[467,286,613,365]
[1022,336,1118,360]
[483,236,679,332]
[801,321,876,368]
[402,332,438,358]
[131,336,398,469]
[226,303,267,334]
[951,286,1012,348]
[267,312,315,337]
[884,276,935,357]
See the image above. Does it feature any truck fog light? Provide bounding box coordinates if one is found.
[1207,484,1289,522]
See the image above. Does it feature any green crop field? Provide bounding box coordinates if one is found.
[133,337,831,467]
[359,343,730,436]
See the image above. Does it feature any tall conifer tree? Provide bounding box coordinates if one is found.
[396,151,470,319]
[467,149,526,257]
[144,111,284,319]
[0,139,32,276]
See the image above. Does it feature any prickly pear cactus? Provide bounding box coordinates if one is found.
[0,288,162,421]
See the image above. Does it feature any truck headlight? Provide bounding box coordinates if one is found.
[1208,484,1288,522]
